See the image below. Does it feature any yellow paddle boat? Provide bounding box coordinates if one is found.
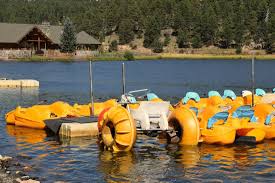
[253,103,275,139]
[199,106,236,145]
[6,101,80,129]
[73,99,118,116]
[227,105,266,143]
[97,89,201,152]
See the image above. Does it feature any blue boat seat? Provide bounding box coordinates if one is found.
[255,88,266,96]
[265,112,275,125]
[182,92,200,104]
[207,112,229,129]
[232,105,257,122]
[189,107,199,116]
[208,90,221,97]
[127,96,137,103]
[146,93,159,101]
[223,90,236,100]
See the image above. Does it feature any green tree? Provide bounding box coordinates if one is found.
[60,17,76,53]
[109,40,118,52]
[118,18,135,45]
[143,16,161,48]
[266,1,275,53]
[199,2,218,45]
[191,34,202,48]
[177,29,189,48]
[219,17,234,48]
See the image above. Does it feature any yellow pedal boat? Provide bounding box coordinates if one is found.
[199,106,236,145]
[73,99,118,116]
[227,105,266,143]
[253,103,275,139]
[6,101,79,129]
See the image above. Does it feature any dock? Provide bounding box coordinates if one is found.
[45,116,98,137]
[0,79,39,88]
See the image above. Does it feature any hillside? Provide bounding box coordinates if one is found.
[0,0,274,54]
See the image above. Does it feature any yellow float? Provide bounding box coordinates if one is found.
[98,106,137,152]
[167,106,201,145]
[6,101,80,129]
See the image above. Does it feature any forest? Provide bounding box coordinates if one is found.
[0,0,274,53]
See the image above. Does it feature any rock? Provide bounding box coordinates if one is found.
[0,155,12,162]
[16,171,26,177]
[23,166,32,172]
[14,162,21,166]
[21,176,30,180]
[16,178,22,182]
[19,179,40,183]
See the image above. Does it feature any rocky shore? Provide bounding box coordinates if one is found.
[0,155,39,183]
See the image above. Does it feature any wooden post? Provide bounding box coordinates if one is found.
[89,61,94,116]
[122,63,126,95]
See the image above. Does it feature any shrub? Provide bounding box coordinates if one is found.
[177,29,189,48]
[109,40,118,52]
[124,51,135,61]
[235,45,242,54]
[191,35,202,48]
[163,35,171,46]
[151,39,164,53]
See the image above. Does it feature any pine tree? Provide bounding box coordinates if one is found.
[265,1,275,53]
[60,17,76,53]
[177,29,189,48]
[143,15,161,48]
[191,34,202,48]
[118,18,135,45]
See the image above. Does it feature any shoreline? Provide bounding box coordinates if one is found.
[0,155,40,183]
[1,53,274,62]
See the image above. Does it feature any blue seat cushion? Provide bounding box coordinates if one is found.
[208,90,221,97]
[146,93,159,101]
[182,92,200,104]
[207,112,229,129]
[190,107,199,116]
[232,105,257,122]
[223,90,236,100]
[255,88,266,96]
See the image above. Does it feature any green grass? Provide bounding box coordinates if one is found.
[10,52,275,62]
[160,53,275,60]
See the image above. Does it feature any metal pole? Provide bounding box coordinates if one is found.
[89,61,94,116]
[251,55,255,107]
[122,62,126,95]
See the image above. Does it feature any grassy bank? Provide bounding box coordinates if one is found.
[160,53,275,60]
[5,53,275,62]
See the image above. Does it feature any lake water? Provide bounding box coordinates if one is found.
[1,59,275,182]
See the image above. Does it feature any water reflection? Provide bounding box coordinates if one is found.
[6,125,46,144]
[98,151,136,182]
[0,88,39,110]
[167,144,200,169]
[59,136,98,149]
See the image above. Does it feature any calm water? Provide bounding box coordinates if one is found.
[1,59,275,182]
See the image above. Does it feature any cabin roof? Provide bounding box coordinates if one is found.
[0,22,101,45]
